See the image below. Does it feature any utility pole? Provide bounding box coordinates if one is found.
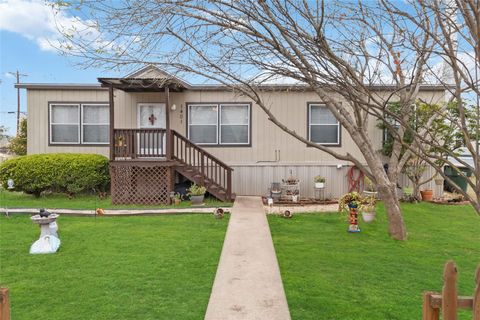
[7,70,28,135]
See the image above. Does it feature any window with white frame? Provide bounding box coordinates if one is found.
[188,103,250,145]
[188,104,218,144]
[50,104,80,144]
[308,103,340,145]
[82,104,109,143]
[220,104,250,144]
[49,103,109,144]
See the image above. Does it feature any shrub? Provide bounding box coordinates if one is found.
[0,153,110,197]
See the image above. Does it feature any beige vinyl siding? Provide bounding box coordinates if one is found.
[27,89,110,156]
[28,88,445,166]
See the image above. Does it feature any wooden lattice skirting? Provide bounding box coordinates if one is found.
[110,162,172,205]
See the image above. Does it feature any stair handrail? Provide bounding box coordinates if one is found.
[171,130,233,171]
[171,129,233,200]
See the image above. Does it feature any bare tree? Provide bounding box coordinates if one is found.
[378,0,480,211]
[51,0,478,239]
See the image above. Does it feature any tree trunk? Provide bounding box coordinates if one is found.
[377,182,408,240]
[412,181,421,201]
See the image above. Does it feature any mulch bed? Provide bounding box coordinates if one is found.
[428,199,471,206]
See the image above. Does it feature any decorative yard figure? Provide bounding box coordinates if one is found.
[347,205,361,233]
[30,209,61,254]
[339,192,363,233]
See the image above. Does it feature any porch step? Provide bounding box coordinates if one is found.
[175,164,232,202]
[171,129,234,202]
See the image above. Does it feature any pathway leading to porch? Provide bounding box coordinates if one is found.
[205,196,291,320]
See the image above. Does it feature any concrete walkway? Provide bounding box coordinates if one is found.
[205,196,291,320]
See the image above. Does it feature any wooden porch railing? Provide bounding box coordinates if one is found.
[423,261,480,320]
[171,130,233,199]
[113,128,167,159]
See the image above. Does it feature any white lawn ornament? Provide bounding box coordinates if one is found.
[30,209,61,254]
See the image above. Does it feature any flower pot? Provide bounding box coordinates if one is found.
[362,211,376,223]
[174,198,181,205]
[190,195,205,205]
[271,191,281,200]
[420,190,433,201]
[315,182,325,189]
[363,191,378,198]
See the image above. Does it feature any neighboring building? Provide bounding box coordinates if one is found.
[16,66,446,204]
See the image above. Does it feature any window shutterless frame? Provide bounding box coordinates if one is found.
[307,103,341,146]
[48,102,110,146]
[219,104,251,145]
[186,102,252,147]
[187,104,219,145]
[81,103,110,145]
[49,103,81,145]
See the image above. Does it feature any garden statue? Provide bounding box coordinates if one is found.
[338,192,362,233]
[348,206,361,233]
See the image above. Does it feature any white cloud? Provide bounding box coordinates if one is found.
[0,0,98,52]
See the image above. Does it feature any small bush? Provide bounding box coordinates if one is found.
[0,153,110,197]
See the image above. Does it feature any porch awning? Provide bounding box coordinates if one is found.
[98,77,189,92]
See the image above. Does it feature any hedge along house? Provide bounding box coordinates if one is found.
[17,65,446,204]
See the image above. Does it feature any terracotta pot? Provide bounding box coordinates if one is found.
[174,198,181,205]
[420,190,434,201]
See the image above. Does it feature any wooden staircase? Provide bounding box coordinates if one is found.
[171,130,234,201]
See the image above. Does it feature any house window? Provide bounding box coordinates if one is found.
[82,104,109,143]
[49,103,109,145]
[188,103,250,145]
[50,104,80,144]
[188,104,218,144]
[308,103,340,145]
[220,104,250,144]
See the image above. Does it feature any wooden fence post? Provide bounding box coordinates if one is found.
[423,291,439,320]
[474,265,480,320]
[442,261,458,320]
[0,288,10,320]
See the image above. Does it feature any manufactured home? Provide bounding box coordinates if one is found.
[17,66,445,204]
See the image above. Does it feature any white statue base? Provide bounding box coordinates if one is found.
[30,214,61,254]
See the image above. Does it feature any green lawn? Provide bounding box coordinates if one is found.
[268,202,480,320]
[0,191,231,210]
[0,214,228,319]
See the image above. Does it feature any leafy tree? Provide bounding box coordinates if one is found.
[8,118,27,155]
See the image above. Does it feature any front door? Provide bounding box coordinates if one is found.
[137,103,166,156]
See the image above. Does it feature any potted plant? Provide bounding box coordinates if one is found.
[338,191,363,212]
[360,195,376,223]
[314,176,326,189]
[173,193,182,205]
[363,176,377,197]
[434,174,443,186]
[115,135,125,147]
[187,183,207,205]
[420,189,434,201]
